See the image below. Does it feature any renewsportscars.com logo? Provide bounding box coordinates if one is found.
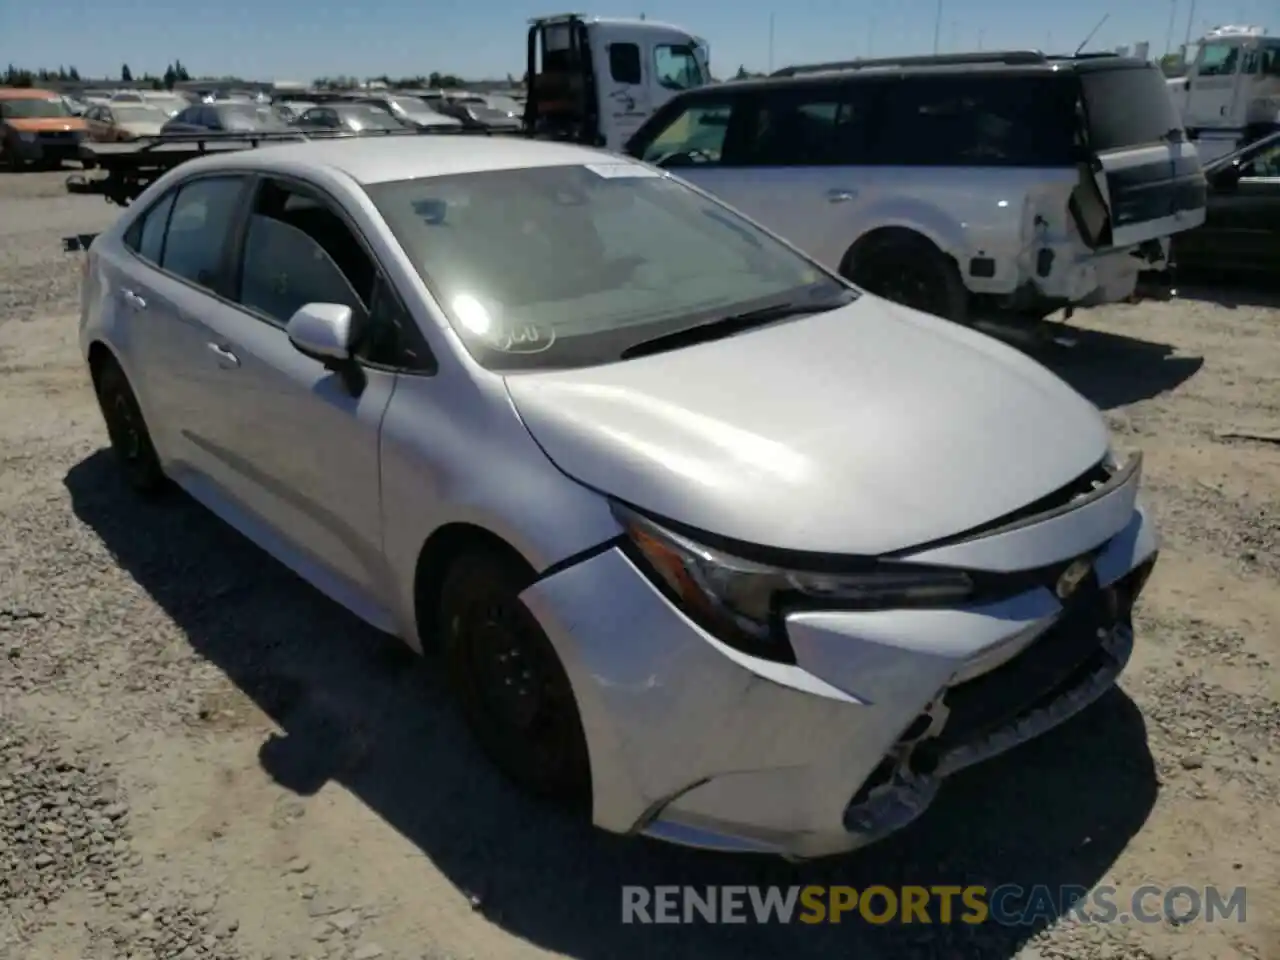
[621,884,1248,926]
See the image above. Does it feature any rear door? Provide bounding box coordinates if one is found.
[1079,64,1208,248]
[626,84,873,271]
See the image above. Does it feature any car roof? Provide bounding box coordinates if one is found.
[0,87,59,99]
[700,54,1152,94]
[177,135,623,185]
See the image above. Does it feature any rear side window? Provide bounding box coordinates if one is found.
[739,86,870,165]
[871,75,1079,167]
[161,177,245,290]
[1081,67,1185,152]
[609,43,642,84]
[131,190,176,263]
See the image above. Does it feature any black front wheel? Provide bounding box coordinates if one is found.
[438,548,592,813]
[94,359,167,496]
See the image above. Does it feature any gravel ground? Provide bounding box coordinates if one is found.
[1,167,1277,960]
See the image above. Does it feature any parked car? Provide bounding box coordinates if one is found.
[433,97,522,131]
[72,135,1157,860]
[84,103,170,142]
[0,87,89,169]
[162,102,293,134]
[1171,130,1280,278]
[273,100,316,123]
[625,50,1207,325]
[354,93,461,130]
[140,92,191,118]
[292,103,406,133]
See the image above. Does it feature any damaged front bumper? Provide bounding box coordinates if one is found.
[518,469,1158,860]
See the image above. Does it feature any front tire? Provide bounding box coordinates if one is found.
[93,358,167,496]
[437,548,592,813]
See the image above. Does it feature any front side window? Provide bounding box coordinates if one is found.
[1239,139,1280,179]
[367,163,845,371]
[741,88,868,166]
[161,177,246,290]
[235,179,425,369]
[1198,41,1239,77]
[637,100,733,165]
[609,43,642,84]
[654,44,705,91]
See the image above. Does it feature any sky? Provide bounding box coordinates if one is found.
[3,0,1277,82]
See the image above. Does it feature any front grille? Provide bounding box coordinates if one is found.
[930,570,1111,754]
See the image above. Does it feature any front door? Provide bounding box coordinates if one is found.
[1186,39,1246,133]
[190,178,398,626]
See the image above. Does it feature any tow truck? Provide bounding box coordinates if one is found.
[1166,24,1280,164]
[67,12,711,212]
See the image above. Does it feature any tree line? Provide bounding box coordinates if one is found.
[3,61,193,89]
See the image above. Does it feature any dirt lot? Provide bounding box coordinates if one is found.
[0,168,1277,960]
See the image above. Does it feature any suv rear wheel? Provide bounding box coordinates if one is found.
[843,232,969,324]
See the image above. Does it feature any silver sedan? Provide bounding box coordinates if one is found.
[76,136,1159,859]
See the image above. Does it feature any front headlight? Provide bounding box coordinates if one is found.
[611,503,974,663]
[17,131,37,142]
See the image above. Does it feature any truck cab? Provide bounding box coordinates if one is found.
[1167,25,1280,164]
[523,13,711,151]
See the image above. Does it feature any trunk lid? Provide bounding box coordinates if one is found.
[1077,63,1208,247]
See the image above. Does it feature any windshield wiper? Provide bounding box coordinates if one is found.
[620,295,852,360]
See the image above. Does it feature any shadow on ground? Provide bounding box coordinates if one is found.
[66,453,1159,960]
[980,321,1204,411]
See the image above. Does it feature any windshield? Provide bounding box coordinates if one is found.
[367,163,847,371]
[486,96,523,115]
[113,105,168,123]
[388,95,431,115]
[0,97,73,119]
[345,107,402,129]
[219,104,291,130]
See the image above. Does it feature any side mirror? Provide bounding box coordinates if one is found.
[286,302,366,394]
[287,302,354,360]
[1211,165,1242,192]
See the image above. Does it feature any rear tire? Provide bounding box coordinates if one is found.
[843,233,970,324]
[93,358,167,496]
[437,547,592,814]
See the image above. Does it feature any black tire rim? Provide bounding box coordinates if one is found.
[453,597,577,768]
[104,387,143,463]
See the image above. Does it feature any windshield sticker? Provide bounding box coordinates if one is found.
[583,162,661,179]
[493,324,556,354]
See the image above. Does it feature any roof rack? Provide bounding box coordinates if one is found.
[772,49,1056,77]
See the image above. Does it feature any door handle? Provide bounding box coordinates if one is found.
[121,288,147,309]
[207,342,240,369]
[825,188,857,203]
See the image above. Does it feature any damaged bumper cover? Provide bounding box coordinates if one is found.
[518,462,1158,860]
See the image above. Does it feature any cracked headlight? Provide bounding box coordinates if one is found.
[612,502,974,663]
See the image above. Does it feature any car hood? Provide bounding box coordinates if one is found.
[5,117,88,133]
[503,296,1111,556]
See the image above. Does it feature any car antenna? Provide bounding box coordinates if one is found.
[1074,12,1110,55]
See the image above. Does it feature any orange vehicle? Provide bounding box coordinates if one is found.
[0,87,90,170]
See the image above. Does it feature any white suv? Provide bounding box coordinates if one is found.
[625,51,1208,324]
